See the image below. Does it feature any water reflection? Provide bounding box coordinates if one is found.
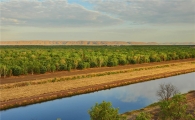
[1,72,194,120]
[111,72,195,103]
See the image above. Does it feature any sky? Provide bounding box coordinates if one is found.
[0,0,195,42]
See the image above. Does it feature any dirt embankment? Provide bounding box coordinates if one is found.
[0,59,195,110]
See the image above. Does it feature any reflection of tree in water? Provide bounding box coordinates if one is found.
[100,73,195,104]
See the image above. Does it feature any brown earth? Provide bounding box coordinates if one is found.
[1,58,195,84]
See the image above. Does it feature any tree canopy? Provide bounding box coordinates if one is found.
[88,101,126,120]
[1,45,195,77]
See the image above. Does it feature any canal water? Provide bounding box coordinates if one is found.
[1,72,195,120]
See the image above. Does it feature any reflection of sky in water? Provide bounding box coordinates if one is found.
[1,72,195,120]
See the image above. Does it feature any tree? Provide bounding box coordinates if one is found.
[158,94,194,120]
[40,66,47,74]
[97,57,104,67]
[6,67,12,77]
[59,64,67,71]
[88,101,126,120]
[28,62,34,75]
[12,66,22,76]
[0,64,3,78]
[46,64,51,72]
[107,58,118,67]
[3,65,7,78]
[77,62,85,70]
[51,65,56,72]
[156,83,179,101]
[118,57,127,65]
[33,66,40,74]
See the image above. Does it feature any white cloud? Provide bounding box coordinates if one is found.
[1,0,194,42]
[0,0,122,27]
[87,0,195,24]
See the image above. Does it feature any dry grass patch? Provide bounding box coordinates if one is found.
[1,62,195,102]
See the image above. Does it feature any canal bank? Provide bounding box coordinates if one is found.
[122,90,195,120]
[1,72,195,120]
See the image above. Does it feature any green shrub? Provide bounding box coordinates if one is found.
[135,112,152,120]
[88,101,126,120]
[159,94,193,120]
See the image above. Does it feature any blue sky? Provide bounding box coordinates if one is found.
[1,0,195,42]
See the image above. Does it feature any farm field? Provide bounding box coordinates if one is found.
[0,45,195,78]
[2,1,195,119]
[0,45,195,110]
[0,60,195,110]
[1,58,195,84]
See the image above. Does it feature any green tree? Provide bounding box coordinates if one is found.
[28,62,34,75]
[159,94,194,120]
[12,66,22,76]
[51,65,56,72]
[34,66,40,74]
[77,62,85,70]
[7,67,12,77]
[97,56,104,67]
[3,65,7,78]
[107,58,118,67]
[59,64,67,71]
[40,66,47,74]
[88,101,126,120]
[46,64,51,72]
[0,64,3,78]
[67,63,72,71]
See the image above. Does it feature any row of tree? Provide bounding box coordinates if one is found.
[1,45,195,77]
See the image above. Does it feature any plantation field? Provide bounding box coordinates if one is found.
[0,45,195,78]
[0,61,195,110]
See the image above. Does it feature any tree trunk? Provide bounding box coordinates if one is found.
[31,70,34,75]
